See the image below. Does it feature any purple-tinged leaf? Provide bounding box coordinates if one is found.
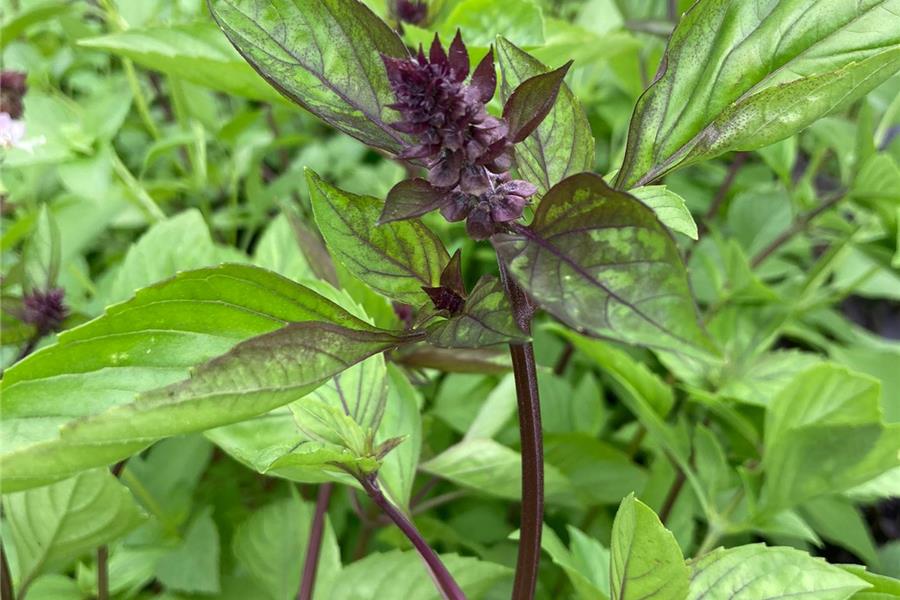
[502,60,572,144]
[422,250,466,318]
[496,38,593,196]
[208,0,410,154]
[380,178,448,224]
[448,30,469,80]
[493,173,717,358]
[426,276,526,348]
[307,170,449,306]
[470,48,497,103]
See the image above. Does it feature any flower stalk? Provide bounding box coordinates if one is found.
[298,483,334,600]
[359,475,465,600]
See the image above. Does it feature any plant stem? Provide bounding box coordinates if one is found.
[497,259,543,600]
[97,462,126,600]
[1,540,13,600]
[298,483,333,600]
[507,342,543,600]
[658,468,686,525]
[97,546,110,600]
[750,191,845,268]
[359,476,465,600]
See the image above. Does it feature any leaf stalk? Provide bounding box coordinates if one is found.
[359,476,465,600]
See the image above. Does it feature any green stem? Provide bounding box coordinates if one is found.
[110,149,165,222]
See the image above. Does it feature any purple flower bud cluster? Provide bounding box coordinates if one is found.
[382,33,536,239]
[22,287,67,335]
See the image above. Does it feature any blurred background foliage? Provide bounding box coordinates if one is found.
[1,0,899,598]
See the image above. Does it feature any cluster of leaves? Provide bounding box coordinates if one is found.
[1,0,900,599]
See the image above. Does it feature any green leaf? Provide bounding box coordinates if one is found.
[761,364,900,513]
[843,566,900,600]
[426,276,526,348]
[308,170,448,305]
[377,365,423,508]
[3,469,145,595]
[494,173,715,358]
[687,544,869,599]
[550,325,674,417]
[545,434,647,506]
[496,37,594,196]
[0,1,76,50]
[803,496,880,568]
[539,525,610,600]
[317,550,511,600]
[253,213,315,283]
[0,264,383,491]
[420,438,575,506]
[233,495,341,600]
[104,210,247,305]
[616,0,900,188]
[440,0,545,47]
[155,508,220,594]
[79,23,282,102]
[609,494,688,600]
[209,0,409,153]
[302,354,389,436]
[630,185,698,240]
[502,61,572,144]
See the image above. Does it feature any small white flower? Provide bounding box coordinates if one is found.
[0,111,45,153]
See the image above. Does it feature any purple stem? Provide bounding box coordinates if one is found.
[359,475,465,600]
[298,483,334,600]
[497,258,543,600]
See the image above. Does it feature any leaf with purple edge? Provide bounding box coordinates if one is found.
[426,276,527,348]
[380,178,448,224]
[497,38,593,196]
[502,60,572,144]
[208,0,410,154]
[308,169,449,306]
[493,173,718,359]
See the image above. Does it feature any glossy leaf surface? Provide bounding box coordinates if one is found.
[426,276,526,348]
[616,0,900,188]
[609,494,688,600]
[497,38,594,195]
[208,0,409,153]
[308,170,449,306]
[0,265,383,491]
[494,173,715,358]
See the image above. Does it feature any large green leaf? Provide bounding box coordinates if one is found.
[3,469,145,596]
[208,0,409,153]
[233,495,341,600]
[616,0,900,188]
[494,173,715,358]
[426,276,526,348]
[687,544,868,599]
[496,37,594,196]
[761,364,900,514]
[0,264,386,491]
[420,438,575,506]
[609,494,688,600]
[308,170,448,306]
[79,23,282,102]
[316,550,511,600]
